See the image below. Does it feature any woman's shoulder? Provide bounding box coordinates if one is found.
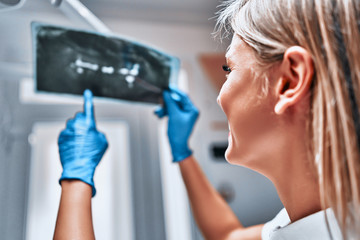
[262,208,344,240]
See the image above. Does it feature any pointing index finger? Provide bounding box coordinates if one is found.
[83,89,94,121]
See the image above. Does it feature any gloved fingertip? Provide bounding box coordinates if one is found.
[84,89,93,99]
[162,89,181,113]
[168,87,192,107]
[163,89,182,103]
[170,92,181,102]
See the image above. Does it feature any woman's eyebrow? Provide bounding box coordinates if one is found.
[225,45,232,60]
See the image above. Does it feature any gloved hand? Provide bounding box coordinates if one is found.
[58,89,108,197]
[155,87,199,162]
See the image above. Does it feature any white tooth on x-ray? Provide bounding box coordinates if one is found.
[125,75,135,88]
[129,64,140,76]
[101,66,114,74]
[77,67,84,74]
[74,58,99,71]
[119,68,129,75]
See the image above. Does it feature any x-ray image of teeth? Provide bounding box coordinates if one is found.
[32,22,180,104]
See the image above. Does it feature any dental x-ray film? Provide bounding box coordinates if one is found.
[31,22,180,104]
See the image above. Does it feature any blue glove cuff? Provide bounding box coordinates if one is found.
[173,148,193,163]
[59,170,96,197]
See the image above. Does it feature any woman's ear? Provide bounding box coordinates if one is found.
[274,46,314,114]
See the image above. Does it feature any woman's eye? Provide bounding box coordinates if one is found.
[222,65,231,73]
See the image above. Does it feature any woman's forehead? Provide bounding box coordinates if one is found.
[226,35,251,61]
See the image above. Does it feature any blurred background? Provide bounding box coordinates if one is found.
[0,0,283,239]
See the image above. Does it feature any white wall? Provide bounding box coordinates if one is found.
[26,121,133,240]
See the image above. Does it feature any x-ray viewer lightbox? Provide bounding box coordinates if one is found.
[31,22,180,104]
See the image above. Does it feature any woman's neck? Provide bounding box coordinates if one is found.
[270,141,322,222]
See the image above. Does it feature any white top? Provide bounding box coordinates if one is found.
[262,208,344,240]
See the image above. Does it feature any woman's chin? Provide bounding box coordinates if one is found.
[225,145,252,167]
[225,138,251,166]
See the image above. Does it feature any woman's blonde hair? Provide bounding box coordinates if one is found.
[215,0,360,237]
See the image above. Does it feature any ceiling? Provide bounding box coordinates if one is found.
[79,0,222,25]
[81,0,219,11]
[19,0,223,26]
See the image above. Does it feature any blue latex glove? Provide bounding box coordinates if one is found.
[58,89,108,197]
[155,87,199,162]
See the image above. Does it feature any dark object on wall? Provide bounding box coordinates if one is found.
[211,143,228,162]
[31,22,180,104]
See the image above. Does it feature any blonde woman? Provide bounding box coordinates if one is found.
[54,0,359,239]
[156,0,359,239]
